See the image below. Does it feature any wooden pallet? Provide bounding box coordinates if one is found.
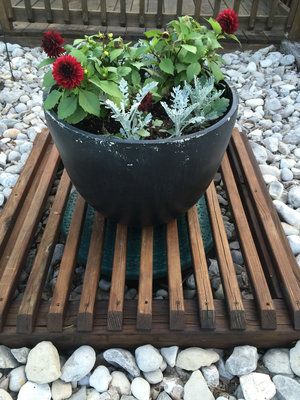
[0,128,300,349]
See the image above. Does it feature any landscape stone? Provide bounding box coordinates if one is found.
[103,349,140,377]
[183,370,214,400]
[176,348,219,371]
[240,372,276,400]
[135,345,163,373]
[61,346,96,382]
[225,346,258,376]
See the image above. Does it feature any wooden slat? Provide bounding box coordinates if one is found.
[176,0,182,15]
[221,153,276,330]
[100,0,107,24]
[0,0,13,29]
[81,0,89,24]
[119,0,126,26]
[213,0,221,18]
[77,213,105,332]
[267,0,279,29]
[206,182,246,330]
[47,195,86,332]
[194,0,202,19]
[157,0,163,28]
[0,145,60,331]
[187,206,215,329]
[137,226,153,330]
[227,142,283,298]
[232,129,300,329]
[286,0,299,29]
[166,220,185,330]
[139,0,144,26]
[0,129,50,257]
[16,170,71,334]
[62,0,70,23]
[3,0,14,21]
[233,0,241,14]
[107,224,127,331]
[44,0,53,22]
[24,0,33,21]
[249,0,259,29]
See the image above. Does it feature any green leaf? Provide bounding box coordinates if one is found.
[89,77,122,98]
[181,44,197,54]
[73,38,85,45]
[43,70,55,88]
[209,61,224,82]
[44,90,62,110]
[207,17,222,34]
[65,107,88,124]
[70,48,87,64]
[110,48,123,62]
[175,63,186,73]
[144,29,162,38]
[57,95,78,119]
[117,66,132,76]
[138,129,150,137]
[79,89,100,116]
[38,58,55,69]
[159,58,174,75]
[131,69,141,86]
[186,62,201,81]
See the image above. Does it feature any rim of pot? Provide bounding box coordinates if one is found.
[44,80,239,145]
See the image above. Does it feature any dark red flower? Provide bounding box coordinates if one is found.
[52,55,84,90]
[138,93,153,112]
[41,30,65,58]
[216,9,239,34]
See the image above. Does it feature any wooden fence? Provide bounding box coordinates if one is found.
[0,0,300,43]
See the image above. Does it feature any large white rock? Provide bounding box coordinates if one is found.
[249,141,268,164]
[131,377,150,400]
[69,387,86,399]
[9,366,26,392]
[89,366,112,393]
[110,371,131,395]
[225,346,258,376]
[0,346,19,369]
[288,186,300,208]
[290,340,300,376]
[162,376,184,399]
[135,345,163,373]
[51,379,72,400]
[0,389,13,400]
[201,365,219,387]
[273,374,300,399]
[263,348,293,375]
[61,346,96,382]
[183,370,214,400]
[160,346,178,368]
[17,381,51,400]
[103,348,140,377]
[287,235,300,255]
[268,181,284,200]
[273,200,300,229]
[240,372,276,400]
[86,388,102,399]
[176,348,219,371]
[25,341,61,384]
[259,165,280,178]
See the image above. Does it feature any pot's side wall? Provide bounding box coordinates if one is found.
[45,105,237,226]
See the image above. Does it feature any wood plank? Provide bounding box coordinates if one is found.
[137,226,153,330]
[249,0,260,29]
[139,0,144,26]
[119,0,126,26]
[232,129,300,329]
[47,195,87,332]
[194,0,202,19]
[0,129,50,257]
[16,170,71,334]
[221,153,276,330]
[100,0,107,24]
[233,0,241,14]
[166,220,185,330]
[187,206,215,329]
[176,0,183,15]
[213,0,221,17]
[24,0,33,21]
[286,0,298,29]
[77,212,105,332]
[44,0,53,21]
[206,182,246,330]
[0,145,60,331]
[62,0,70,23]
[81,0,89,23]
[227,142,283,298]
[267,0,279,29]
[107,224,127,331]
[157,0,163,27]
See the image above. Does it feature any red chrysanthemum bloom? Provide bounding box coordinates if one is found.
[41,30,65,58]
[52,55,84,90]
[216,9,239,34]
[138,93,153,112]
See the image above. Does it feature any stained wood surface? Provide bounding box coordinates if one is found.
[137,226,153,330]
[187,206,215,329]
[206,182,246,330]
[77,212,105,331]
[107,224,127,331]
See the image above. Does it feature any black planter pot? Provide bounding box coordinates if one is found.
[45,81,238,226]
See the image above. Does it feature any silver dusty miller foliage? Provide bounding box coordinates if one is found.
[161,76,229,137]
[104,78,158,139]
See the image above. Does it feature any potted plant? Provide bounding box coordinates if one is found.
[41,11,239,226]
